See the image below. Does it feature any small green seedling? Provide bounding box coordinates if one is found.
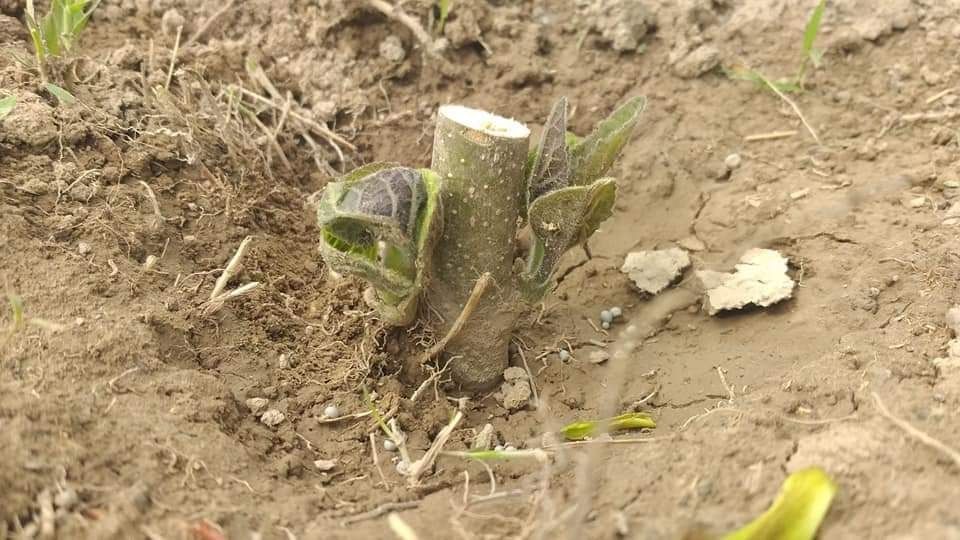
[316,97,645,389]
[723,467,837,540]
[1,293,65,347]
[560,412,656,441]
[24,0,101,84]
[44,82,76,105]
[5,293,26,333]
[435,0,453,34]
[728,0,826,93]
[0,96,16,121]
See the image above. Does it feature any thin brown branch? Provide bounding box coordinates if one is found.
[873,392,960,469]
[420,273,492,362]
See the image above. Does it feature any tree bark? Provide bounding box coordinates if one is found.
[427,105,530,390]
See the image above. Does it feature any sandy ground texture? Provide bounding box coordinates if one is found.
[2,0,960,538]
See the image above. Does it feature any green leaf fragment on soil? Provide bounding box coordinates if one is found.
[560,412,656,441]
[436,0,453,34]
[0,96,16,120]
[44,83,76,105]
[722,467,837,540]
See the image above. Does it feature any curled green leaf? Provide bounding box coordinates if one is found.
[723,467,837,540]
[560,412,656,441]
[317,164,442,324]
[522,178,617,298]
[44,83,76,106]
[0,96,16,121]
[569,96,646,186]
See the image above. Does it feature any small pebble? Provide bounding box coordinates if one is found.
[602,321,611,330]
[589,350,610,364]
[790,188,810,200]
[610,306,623,318]
[245,397,269,416]
[504,445,516,452]
[383,439,397,452]
[313,459,336,471]
[379,35,406,63]
[260,409,285,427]
[558,349,570,361]
[494,444,505,452]
[600,310,614,324]
[323,405,340,419]
[908,196,926,208]
[54,488,79,510]
[724,153,742,170]
[77,241,91,255]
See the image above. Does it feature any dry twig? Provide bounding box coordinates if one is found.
[873,392,960,469]
[420,273,491,362]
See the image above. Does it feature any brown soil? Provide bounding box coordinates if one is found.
[2,0,960,538]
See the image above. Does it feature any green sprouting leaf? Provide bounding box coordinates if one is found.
[317,164,442,324]
[523,178,617,297]
[726,67,800,94]
[576,177,616,246]
[802,0,827,59]
[569,96,645,186]
[528,97,571,203]
[25,0,100,66]
[560,412,656,441]
[809,48,824,68]
[723,467,837,540]
[6,293,25,331]
[44,83,76,105]
[436,0,453,34]
[0,96,16,121]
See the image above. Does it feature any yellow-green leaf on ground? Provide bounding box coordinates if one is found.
[44,83,76,105]
[0,95,16,120]
[560,412,656,441]
[722,467,837,540]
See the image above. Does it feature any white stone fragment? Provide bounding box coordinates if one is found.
[260,409,285,427]
[697,248,795,315]
[621,247,691,294]
[496,367,531,410]
[245,397,269,416]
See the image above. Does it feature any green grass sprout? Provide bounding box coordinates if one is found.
[728,0,826,94]
[723,467,837,540]
[0,96,16,120]
[797,0,827,87]
[44,82,76,105]
[435,0,453,34]
[6,293,25,331]
[560,412,656,441]
[364,388,412,466]
[24,0,101,84]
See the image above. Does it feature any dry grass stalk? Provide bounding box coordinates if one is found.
[873,392,960,469]
[203,236,260,315]
[421,273,492,363]
[406,410,464,485]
